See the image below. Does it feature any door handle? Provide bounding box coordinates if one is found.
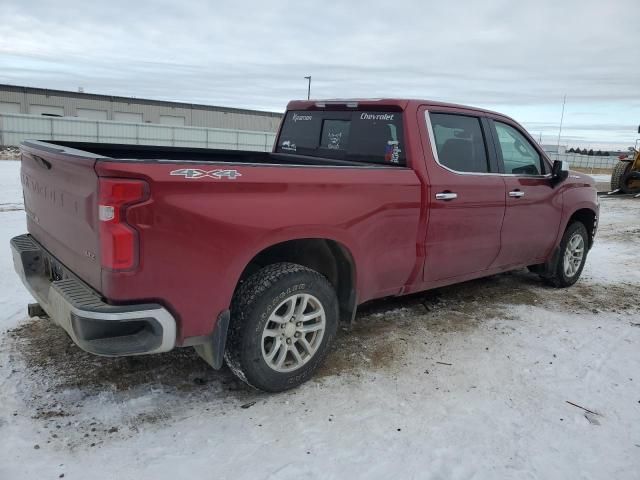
[508,190,525,198]
[435,192,458,201]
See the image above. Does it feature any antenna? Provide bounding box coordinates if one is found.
[556,94,566,153]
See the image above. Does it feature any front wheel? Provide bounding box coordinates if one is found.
[541,222,589,288]
[225,263,339,392]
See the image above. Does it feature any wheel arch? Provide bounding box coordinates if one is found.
[235,238,358,323]
[566,207,597,249]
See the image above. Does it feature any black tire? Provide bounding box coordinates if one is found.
[224,262,339,392]
[621,170,640,195]
[541,222,589,288]
[610,160,631,191]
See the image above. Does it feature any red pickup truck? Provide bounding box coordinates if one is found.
[11,99,598,392]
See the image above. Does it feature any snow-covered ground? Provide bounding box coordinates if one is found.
[588,174,612,184]
[0,160,638,480]
[584,172,611,192]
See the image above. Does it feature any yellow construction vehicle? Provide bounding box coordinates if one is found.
[610,125,640,195]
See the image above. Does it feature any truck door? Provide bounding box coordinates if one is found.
[421,109,506,282]
[487,118,563,267]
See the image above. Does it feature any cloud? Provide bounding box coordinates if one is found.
[1,0,639,147]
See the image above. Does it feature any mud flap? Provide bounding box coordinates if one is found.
[539,246,562,279]
[342,288,358,327]
[194,310,230,369]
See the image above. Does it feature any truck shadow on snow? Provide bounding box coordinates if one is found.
[5,268,635,450]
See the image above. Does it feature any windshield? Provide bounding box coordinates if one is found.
[276,110,406,166]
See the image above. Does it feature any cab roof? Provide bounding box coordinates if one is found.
[287,98,505,116]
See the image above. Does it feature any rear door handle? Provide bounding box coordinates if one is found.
[435,192,458,201]
[509,190,525,198]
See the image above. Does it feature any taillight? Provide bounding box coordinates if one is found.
[98,178,147,271]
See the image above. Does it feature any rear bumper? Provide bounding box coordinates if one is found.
[10,234,176,356]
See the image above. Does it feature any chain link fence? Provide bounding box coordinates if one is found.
[547,152,619,172]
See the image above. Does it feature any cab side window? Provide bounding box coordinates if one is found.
[429,113,489,173]
[493,122,544,175]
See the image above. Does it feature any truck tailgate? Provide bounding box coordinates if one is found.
[20,142,102,291]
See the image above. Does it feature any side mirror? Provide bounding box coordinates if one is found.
[551,159,569,184]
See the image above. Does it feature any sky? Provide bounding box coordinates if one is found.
[1,0,639,149]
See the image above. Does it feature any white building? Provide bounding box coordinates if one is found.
[0,84,282,132]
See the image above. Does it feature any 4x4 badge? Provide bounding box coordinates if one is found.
[170,168,242,180]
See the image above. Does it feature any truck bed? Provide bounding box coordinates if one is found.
[33,140,396,168]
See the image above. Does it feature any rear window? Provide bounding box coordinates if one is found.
[276,110,406,165]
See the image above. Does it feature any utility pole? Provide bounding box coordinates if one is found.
[304,76,311,100]
[556,94,566,153]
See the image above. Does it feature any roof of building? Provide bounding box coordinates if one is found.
[0,83,283,117]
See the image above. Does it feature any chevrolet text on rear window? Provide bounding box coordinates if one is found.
[276,110,406,165]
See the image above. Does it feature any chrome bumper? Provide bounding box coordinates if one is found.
[11,234,176,356]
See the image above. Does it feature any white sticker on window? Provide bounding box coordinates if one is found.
[360,113,395,121]
[292,113,313,122]
[281,140,297,152]
[327,132,342,150]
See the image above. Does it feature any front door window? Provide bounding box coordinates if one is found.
[493,121,544,175]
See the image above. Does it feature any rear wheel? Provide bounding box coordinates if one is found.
[541,222,589,288]
[225,262,338,392]
[621,170,640,195]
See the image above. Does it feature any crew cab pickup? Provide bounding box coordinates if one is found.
[11,99,598,392]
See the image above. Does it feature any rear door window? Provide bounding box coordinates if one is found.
[276,110,406,165]
[428,113,490,173]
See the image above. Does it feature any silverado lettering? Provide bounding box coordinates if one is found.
[292,113,312,122]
